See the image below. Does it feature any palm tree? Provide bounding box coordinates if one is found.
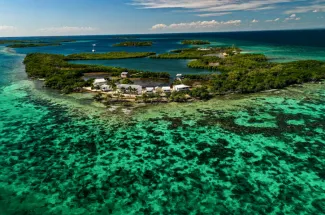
[120,87,126,94]
[128,86,133,95]
[108,80,117,91]
[142,92,148,103]
[132,87,138,95]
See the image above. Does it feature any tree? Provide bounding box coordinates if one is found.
[93,93,103,102]
[142,93,149,103]
[108,80,117,91]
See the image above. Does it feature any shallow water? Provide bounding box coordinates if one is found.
[1,31,325,214]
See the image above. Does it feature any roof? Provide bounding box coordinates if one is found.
[121,72,129,75]
[117,84,141,88]
[146,87,154,91]
[174,84,190,89]
[162,86,171,90]
[94,78,107,83]
[176,74,183,77]
[100,84,110,88]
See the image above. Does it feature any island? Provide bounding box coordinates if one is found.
[113,41,153,47]
[23,53,170,94]
[2,39,76,48]
[23,48,325,104]
[181,40,210,45]
[66,52,155,60]
[151,47,240,59]
[7,43,61,48]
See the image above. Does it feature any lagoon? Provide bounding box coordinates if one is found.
[70,58,212,76]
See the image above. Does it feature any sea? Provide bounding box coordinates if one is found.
[0,29,325,214]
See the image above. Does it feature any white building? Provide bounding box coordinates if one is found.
[117,84,142,94]
[161,86,171,93]
[93,78,107,87]
[173,84,190,92]
[146,87,154,93]
[100,84,111,92]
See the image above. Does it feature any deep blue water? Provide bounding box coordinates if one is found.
[2,29,325,62]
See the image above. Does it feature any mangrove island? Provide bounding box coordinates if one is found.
[181,40,211,45]
[113,41,153,47]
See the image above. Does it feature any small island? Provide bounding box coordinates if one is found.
[151,47,240,59]
[7,43,61,48]
[181,40,210,45]
[113,41,153,47]
[66,52,155,60]
[23,48,325,104]
[2,39,76,48]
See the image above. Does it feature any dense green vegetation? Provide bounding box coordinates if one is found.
[209,60,325,93]
[189,86,212,100]
[188,54,268,71]
[151,47,240,59]
[66,52,155,60]
[23,53,170,93]
[7,43,61,48]
[0,40,39,44]
[113,41,153,47]
[1,39,76,48]
[185,54,325,94]
[181,40,210,45]
[183,74,211,81]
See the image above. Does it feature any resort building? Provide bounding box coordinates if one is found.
[116,84,142,94]
[121,72,129,78]
[93,78,107,87]
[173,84,190,92]
[146,87,154,93]
[100,84,111,92]
[161,86,171,93]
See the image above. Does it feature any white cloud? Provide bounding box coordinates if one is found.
[37,26,96,36]
[252,19,259,23]
[285,5,325,14]
[132,0,297,16]
[197,12,231,17]
[0,25,16,31]
[284,14,301,21]
[266,18,280,22]
[151,19,241,31]
[151,24,167,29]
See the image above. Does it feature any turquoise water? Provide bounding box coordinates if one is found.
[1,31,325,214]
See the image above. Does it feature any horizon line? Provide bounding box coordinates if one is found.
[1,27,325,38]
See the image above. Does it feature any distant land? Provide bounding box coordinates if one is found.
[113,41,153,47]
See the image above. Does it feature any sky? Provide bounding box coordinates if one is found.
[0,0,325,37]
